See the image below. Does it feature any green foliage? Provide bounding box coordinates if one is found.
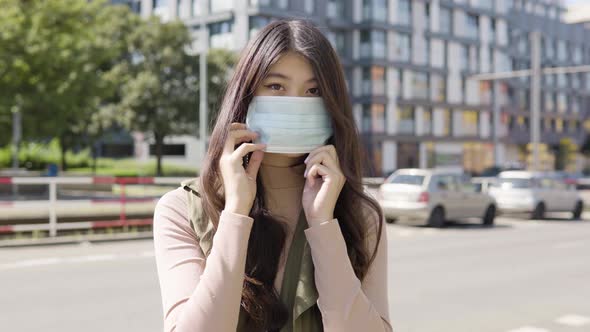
[0,138,91,170]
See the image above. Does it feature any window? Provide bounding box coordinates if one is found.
[545,93,554,112]
[479,0,494,10]
[304,0,314,13]
[362,0,387,22]
[249,16,271,39]
[461,45,469,71]
[489,19,496,44]
[397,0,411,25]
[209,19,234,48]
[327,30,346,56]
[327,0,345,18]
[395,33,411,62]
[466,14,479,39]
[440,109,452,136]
[191,0,201,16]
[439,7,452,34]
[424,3,430,31]
[462,110,479,136]
[412,72,429,99]
[431,74,446,102]
[361,104,386,133]
[362,66,386,95]
[360,30,386,58]
[153,0,169,20]
[398,106,415,134]
[422,108,432,135]
[210,0,232,12]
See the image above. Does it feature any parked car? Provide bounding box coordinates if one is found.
[377,169,497,227]
[487,171,584,219]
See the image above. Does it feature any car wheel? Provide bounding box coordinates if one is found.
[572,201,583,220]
[531,202,545,220]
[482,205,496,226]
[427,207,445,228]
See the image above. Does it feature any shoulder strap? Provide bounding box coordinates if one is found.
[180,177,215,257]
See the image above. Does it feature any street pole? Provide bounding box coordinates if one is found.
[11,107,21,170]
[530,31,541,171]
[199,1,208,169]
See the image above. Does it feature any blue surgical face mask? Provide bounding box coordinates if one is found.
[245,96,333,154]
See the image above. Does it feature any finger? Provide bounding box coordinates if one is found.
[305,151,338,171]
[224,129,258,155]
[245,149,264,180]
[305,163,331,188]
[230,122,247,130]
[305,144,338,164]
[232,142,266,162]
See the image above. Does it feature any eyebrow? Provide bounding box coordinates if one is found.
[265,72,317,83]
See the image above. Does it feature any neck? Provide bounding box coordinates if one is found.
[261,152,307,167]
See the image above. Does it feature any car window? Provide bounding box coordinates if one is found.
[539,177,554,189]
[473,183,483,193]
[434,174,457,192]
[492,178,533,189]
[388,174,425,186]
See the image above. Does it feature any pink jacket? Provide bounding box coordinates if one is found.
[153,187,393,332]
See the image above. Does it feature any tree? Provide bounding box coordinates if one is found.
[115,16,236,176]
[0,0,138,170]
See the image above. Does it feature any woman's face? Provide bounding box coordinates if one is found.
[253,51,320,158]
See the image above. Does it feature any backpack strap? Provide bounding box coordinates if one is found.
[180,177,215,257]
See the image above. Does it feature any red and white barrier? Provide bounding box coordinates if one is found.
[0,176,188,237]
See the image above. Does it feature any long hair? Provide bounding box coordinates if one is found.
[198,19,384,331]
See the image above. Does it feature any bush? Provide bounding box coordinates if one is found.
[0,138,91,170]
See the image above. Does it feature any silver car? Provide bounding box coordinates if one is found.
[378,169,497,227]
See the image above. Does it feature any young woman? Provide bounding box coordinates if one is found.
[153,19,392,332]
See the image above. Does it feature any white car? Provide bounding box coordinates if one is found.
[378,169,497,227]
[488,171,584,219]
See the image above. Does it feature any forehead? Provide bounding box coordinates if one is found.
[265,51,315,80]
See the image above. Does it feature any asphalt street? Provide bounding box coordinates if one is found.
[1,213,588,332]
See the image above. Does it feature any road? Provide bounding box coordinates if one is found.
[1,213,588,332]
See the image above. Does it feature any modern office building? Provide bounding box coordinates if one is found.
[113,0,589,176]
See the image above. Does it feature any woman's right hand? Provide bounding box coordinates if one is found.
[219,122,266,216]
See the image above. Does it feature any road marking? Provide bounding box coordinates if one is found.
[555,314,590,327]
[506,327,549,332]
[0,251,155,270]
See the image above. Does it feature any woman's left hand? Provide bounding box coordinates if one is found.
[302,144,346,227]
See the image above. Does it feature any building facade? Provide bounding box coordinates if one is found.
[114,0,589,176]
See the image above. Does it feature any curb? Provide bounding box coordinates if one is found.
[0,231,153,248]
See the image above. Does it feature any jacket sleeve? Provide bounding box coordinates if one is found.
[153,187,254,332]
[303,202,393,332]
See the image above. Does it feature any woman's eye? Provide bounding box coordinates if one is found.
[266,84,283,91]
[308,87,320,95]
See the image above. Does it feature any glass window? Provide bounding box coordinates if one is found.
[249,16,271,39]
[327,0,345,18]
[461,45,469,71]
[462,110,479,136]
[479,0,494,10]
[545,93,554,112]
[397,0,411,25]
[190,0,201,16]
[210,0,232,12]
[431,74,446,102]
[327,30,346,56]
[361,104,386,133]
[489,19,496,44]
[441,109,452,136]
[304,0,314,13]
[395,33,411,62]
[466,14,479,39]
[398,106,415,134]
[361,66,386,95]
[424,3,430,31]
[412,72,429,99]
[422,108,432,135]
[387,174,425,185]
[439,7,452,34]
[363,0,387,22]
[360,30,386,58]
[209,19,234,48]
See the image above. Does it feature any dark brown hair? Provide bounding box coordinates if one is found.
[198,19,384,331]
